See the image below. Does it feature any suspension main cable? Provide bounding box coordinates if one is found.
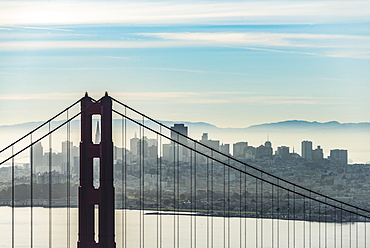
[111,108,370,219]
[111,97,370,215]
[0,98,82,155]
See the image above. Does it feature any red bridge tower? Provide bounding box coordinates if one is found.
[78,93,116,248]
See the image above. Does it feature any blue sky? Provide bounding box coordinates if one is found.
[1,0,370,128]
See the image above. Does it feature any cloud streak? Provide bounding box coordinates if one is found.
[0,92,345,106]
[1,1,370,26]
[1,31,369,59]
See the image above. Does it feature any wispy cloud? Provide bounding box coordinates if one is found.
[0,93,81,100]
[142,32,370,47]
[2,31,369,59]
[105,92,345,106]
[1,1,370,26]
[0,92,342,106]
[9,26,74,32]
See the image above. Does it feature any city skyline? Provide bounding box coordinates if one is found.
[1,1,370,129]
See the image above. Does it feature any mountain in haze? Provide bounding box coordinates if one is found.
[246,120,370,132]
[0,119,369,132]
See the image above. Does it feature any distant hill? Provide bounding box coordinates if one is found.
[246,120,370,132]
[1,119,368,132]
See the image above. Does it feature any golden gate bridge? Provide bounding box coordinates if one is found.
[0,93,369,248]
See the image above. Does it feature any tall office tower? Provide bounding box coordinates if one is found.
[31,142,44,169]
[233,142,248,158]
[330,149,348,165]
[170,124,189,162]
[130,134,140,157]
[301,140,313,160]
[312,145,324,162]
[171,124,188,144]
[220,143,230,155]
[276,146,290,158]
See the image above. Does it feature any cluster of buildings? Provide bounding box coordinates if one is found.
[162,124,348,165]
[26,123,349,177]
[1,123,368,211]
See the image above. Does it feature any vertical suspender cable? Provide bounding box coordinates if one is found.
[293,186,296,248]
[272,184,274,248]
[260,173,263,248]
[356,208,358,248]
[211,152,214,248]
[309,191,312,248]
[207,157,210,248]
[139,121,142,248]
[159,127,162,248]
[194,143,197,248]
[142,117,145,248]
[349,212,352,248]
[190,146,193,248]
[156,132,159,248]
[318,202,321,248]
[173,134,176,248]
[239,170,242,248]
[255,177,258,248]
[177,135,180,248]
[121,116,124,248]
[224,157,227,248]
[325,198,327,248]
[12,145,14,248]
[175,135,183,247]
[30,135,34,248]
[277,180,280,248]
[227,159,230,248]
[124,110,127,248]
[303,195,306,248]
[341,203,343,248]
[244,172,246,248]
[67,110,71,248]
[287,188,290,248]
[334,206,337,248]
[49,122,52,248]
[138,123,142,248]
[365,216,367,248]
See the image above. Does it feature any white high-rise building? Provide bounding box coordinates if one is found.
[31,142,43,170]
[301,140,313,160]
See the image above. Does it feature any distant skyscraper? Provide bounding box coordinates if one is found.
[31,142,43,170]
[233,142,248,158]
[130,134,139,156]
[220,143,230,155]
[276,146,290,158]
[301,140,313,160]
[312,145,324,162]
[330,149,348,165]
[171,124,188,144]
[170,124,189,162]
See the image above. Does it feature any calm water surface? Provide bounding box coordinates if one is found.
[0,207,369,248]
